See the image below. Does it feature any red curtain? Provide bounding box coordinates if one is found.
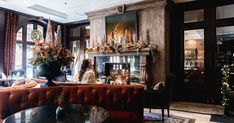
[4,11,19,75]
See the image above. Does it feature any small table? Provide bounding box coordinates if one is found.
[3,104,110,123]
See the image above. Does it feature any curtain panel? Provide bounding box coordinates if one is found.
[4,11,19,76]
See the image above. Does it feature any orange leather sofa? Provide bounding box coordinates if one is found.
[0,84,144,123]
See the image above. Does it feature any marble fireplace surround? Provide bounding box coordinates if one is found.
[86,0,170,88]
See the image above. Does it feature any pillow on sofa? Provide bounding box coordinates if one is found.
[11,79,25,86]
[153,81,164,90]
[25,80,37,88]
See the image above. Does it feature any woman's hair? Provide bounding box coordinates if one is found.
[78,59,91,81]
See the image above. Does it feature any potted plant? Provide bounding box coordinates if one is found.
[221,64,232,115]
[29,42,74,86]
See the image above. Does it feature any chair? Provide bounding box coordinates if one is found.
[10,69,25,78]
[0,73,3,87]
[0,72,7,87]
[144,73,175,121]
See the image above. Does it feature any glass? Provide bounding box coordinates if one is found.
[216,26,234,86]
[37,25,43,33]
[216,4,234,19]
[184,9,204,23]
[84,25,90,36]
[184,29,204,83]
[37,25,44,38]
[70,27,80,37]
[96,56,140,83]
[26,45,34,78]
[71,40,83,76]
[15,43,23,69]
[16,28,23,40]
[27,24,34,42]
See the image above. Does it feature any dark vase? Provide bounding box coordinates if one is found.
[38,61,61,86]
[56,106,66,120]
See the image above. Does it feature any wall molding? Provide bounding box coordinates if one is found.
[86,0,167,20]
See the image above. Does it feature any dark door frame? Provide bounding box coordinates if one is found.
[170,1,234,103]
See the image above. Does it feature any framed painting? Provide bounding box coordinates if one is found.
[105,11,138,44]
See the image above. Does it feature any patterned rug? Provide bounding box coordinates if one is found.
[144,112,195,123]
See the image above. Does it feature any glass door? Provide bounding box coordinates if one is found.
[182,28,206,101]
[184,29,204,84]
[216,26,234,87]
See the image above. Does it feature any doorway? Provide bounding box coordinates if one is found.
[183,29,206,101]
[171,1,234,103]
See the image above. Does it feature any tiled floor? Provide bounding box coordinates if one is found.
[144,101,232,123]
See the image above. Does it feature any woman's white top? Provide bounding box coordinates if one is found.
[81,69,96,83]
[73,69,96,83]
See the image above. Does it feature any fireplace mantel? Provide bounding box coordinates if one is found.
[87,47,155,89]
[86,48,154,57]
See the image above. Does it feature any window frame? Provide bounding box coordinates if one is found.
[16,22,46,77]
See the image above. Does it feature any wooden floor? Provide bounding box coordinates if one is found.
[144,101,233,123]
[170,101,223,115]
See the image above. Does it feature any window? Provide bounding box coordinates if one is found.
[70,27,80,37]
[184,9,204,23]
[216,4,234,19]
[216,26,234,79]
[15,23,45,78]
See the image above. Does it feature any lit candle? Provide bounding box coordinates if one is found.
[99,35,102,45]
[133,34,136,43]
[146,30,150,45]
[103,33,106,44]
[135,34,138,42]
[101,34,104,45]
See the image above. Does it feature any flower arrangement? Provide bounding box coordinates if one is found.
[85,41,150,53]
[221,64,232,115]
[29,42,74,67]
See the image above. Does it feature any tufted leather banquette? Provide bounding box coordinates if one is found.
[0,84,144,123]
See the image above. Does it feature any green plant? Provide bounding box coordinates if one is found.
[57,94,65,106]
[221,64,232,110]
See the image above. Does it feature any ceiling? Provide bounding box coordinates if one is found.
[0,0,144,23]
[0,0,197,23]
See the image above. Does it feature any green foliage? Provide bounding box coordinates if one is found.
[221,64,233,109]
[57,95,65,106]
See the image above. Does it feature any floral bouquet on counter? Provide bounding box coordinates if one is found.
[29,22,74,86]
[29,42,74,67]
[29,41,74,86]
